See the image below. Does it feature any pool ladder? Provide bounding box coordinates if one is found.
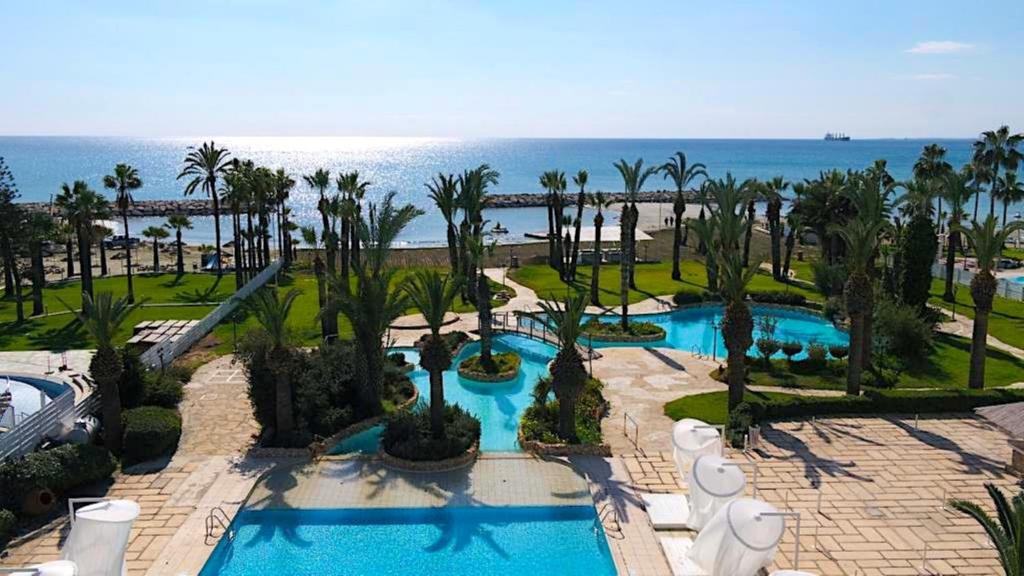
[205,506,234,545]
[594,488,624,540]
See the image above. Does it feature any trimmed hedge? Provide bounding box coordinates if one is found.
[673,291,721,306]
[142,374,184,408]
[582,318,665,341]
[749,291,808,307]
[122,406,182,465]
[0,444,117,514]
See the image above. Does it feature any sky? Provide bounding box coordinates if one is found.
[2,0,1022,139]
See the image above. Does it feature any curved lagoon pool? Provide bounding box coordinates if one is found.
[330,333,555,454]
[0,375,70,426]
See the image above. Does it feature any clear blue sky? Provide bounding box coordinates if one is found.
[2,0,1021,138]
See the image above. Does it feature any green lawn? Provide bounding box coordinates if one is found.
[509,259,820,307]
[929,278,1024,350]
[664,390,798,425]
[746,333,1024,390]
[0,273,230,351]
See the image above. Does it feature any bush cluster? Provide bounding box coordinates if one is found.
[0,444,117,514]
[121,406,182,466]
[873,298,934,364]
[459,351,521,376]
[520,377,607,445]
[118,349,188,410]
[381,405,480,461]
[672,291,721,306]
[581,318,664,338]
[811,260,847,298]
[748,291,807,306]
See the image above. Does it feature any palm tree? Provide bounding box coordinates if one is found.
[456,164,499,301]
[997,172,1024,226]
[588,191,614,306]
[832,180,892,395]
[955,216,1024,389]
[222,162,248,288]
[103,164,143,302]
[65,292,140,455]
[178,142,231,276]
[689,215,718,291]
[467,236,496,368]
[56,220,75,279]
[165,215,193,276]
[301,224,332,340]
[528,294,589,442]
[94,225,112,277]
[973,126,1023,217]
[244,287,300,440]
[660,152,707,280]
[569,170,588,280]
[142,226,169,271]
[762,176,790,280]
[404,270,461,437]
[941,168,975,302]
[56,181,109,303]
[333,192,423,414]
[913,143,953,228]
[426,173,460,275]
[540,170,567,276]
[337,171,371,281]
[303,169,334,274]
[718,248,759,412]
[949,483,1024,576]
[613,158,658,329]
[25,211,53,316]
[741,179,762,268]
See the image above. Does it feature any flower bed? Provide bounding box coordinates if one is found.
[457,351,521,382]
[581,318,665,342]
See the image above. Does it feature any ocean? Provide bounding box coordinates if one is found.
[0,136,1002,247]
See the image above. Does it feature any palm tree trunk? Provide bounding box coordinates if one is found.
[65,239,74,278]
[445,222,459,274]
[861,296,874,370]
[94,347,123,456]
[212,192,223,277]
[846,312,864,395]
[628,204,639,289]
[620,210,631,331]
[743,201,755,268]
[769,202,782,280]
[726,348,746,412]
[77,226,93,299]
[2,243,13,297]
[478,269,493,367]
[570,193,585,280]
[152,239,160,270]
[233,213,244,289]
[246,210,256,275]
[314,256,330,340]
[98,239,108,277]
[558,392,577,443]
[592,214,603,306]
[340,217,350,280]
[319,195,335,276]
[429,368,444,438]
[969,309,989,389]
[943,231,959,302]
[176,229,184,276]
[546,201,556,271]
[672,207,683,280]
[30,240,44,316]
[782,227,796,280]
[350,218,360,268]
[122,212,135,303]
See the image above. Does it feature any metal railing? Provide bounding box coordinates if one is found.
[205,506,234,545]
[932,262,1024,301]
[490,311,601,360]
[0,384,76,460]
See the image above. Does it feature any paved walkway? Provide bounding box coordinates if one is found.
[0,356,278,576]
[624,415,1017,575]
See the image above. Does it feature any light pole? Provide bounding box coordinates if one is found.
[1016,213,1022,249]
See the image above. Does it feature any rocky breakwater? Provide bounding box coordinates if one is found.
[21,199,217,218]
[485,190,689,208]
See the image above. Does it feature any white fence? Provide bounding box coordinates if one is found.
[0,386,76,460]
[139,261,283,368]
[932,262,1024,301]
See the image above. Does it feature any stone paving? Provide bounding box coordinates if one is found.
[624,415,1019,575]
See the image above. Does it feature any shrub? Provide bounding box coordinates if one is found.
[459,351,521,376]
[520,378,607,445]
[293,342,361,438]
[756,338,781,366]
[805,342,828,365]
[122,406,182,466]
[828,344,849,360]
[0,508,14,542]
[726,403,758,448]
[164,363,195,385]
[781,341,803,361]
[873,298,934,364]
[381,405,481,461]
[673,291,720,306]
[749,291,807,306]
[811,261,847,298]
[822,296,845,323]
[387,352,407,367]
[898,214,937,311]
[118,348,147,409]
[142,373,184,408]
[237,330,283,432]
[582,318,664,339]
[0,444,116,513]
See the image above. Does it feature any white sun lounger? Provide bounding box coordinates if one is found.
[640,492,691,530]
[659,536,706,576]
[0,560,78,576]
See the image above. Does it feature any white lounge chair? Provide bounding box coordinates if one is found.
[686,498,789,576]
[671,419,722,475]
[686,454,746,531]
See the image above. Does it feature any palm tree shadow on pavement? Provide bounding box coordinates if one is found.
[566,455,646,525]
[759,425,872,488]
[887,416,1009,478]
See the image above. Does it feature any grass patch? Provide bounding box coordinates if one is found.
[510,259,820,307]
[929,278,1024,351]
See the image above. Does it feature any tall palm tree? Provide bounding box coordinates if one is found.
[540,170,567,276]
[301,225,331,340]
[761,176,789,280]
[65,292,140,455]
[741,179,762,268]
[95,225,112,277]
[569,170,588,280]
[613,158,657,329]
[244,288,300,440]
[222,161,248,288]
[165,215,193,276]
[997,172,1024,226]
[426,173,460,275]
[660,152,707,280]
[337,171,371,281]
[467,236,496,368]
[949,483,1024,576]
[142,226,169,271]
[178,142,231,276]
[56,220,75,279]
[333,192,423,414]
[404,270,461,437]
[955,216,1024,389]
[941,168,975,302]
[56,181,109,304]
[457,164,499,301]
[588,191,614,306]
[25,211,53,316]
[690,215,718,291]
[272,168,295,267]
[528,293,589,442]
[716,235,759,413]
[103,164,143,303]
[832,182,892,395]
[974,126,1023,216]
[913,143,953,228]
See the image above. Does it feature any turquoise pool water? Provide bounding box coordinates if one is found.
[330,334,554,454]
[578,304,848,359]
[198,506,617,576]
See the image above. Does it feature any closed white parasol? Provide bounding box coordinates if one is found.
[671,418,722,474]
[687,498,787,576]
[686,454,747,530]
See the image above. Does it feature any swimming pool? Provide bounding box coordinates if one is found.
[579,304,848,359]
[0,375,70,424]
[198,505,617,576]
[330,334,554,454]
